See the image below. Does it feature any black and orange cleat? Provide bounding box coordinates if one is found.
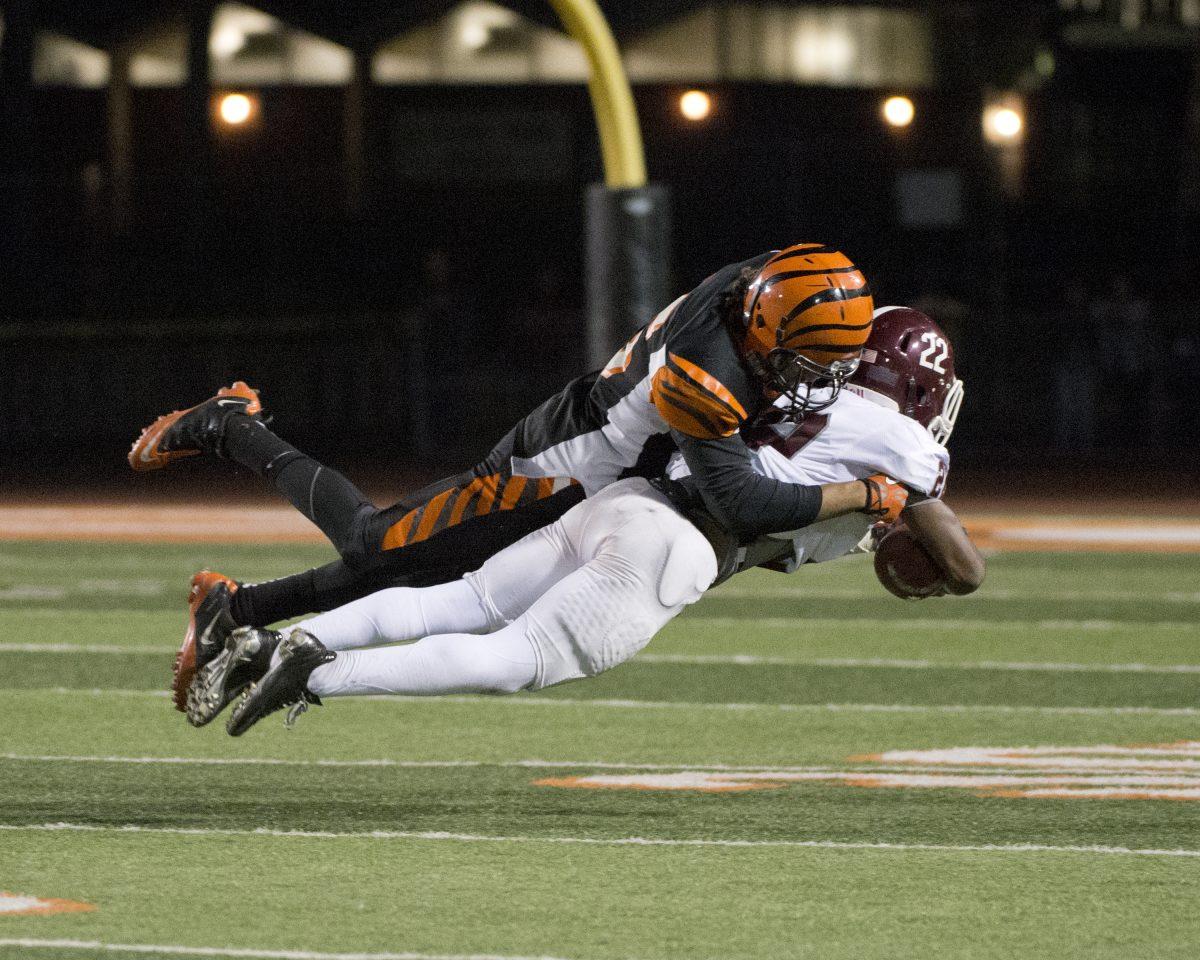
[172,571,239,713]
[128,381,261,472]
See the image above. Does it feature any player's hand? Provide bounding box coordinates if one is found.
[860,474,908,524]
[868,521,894,551]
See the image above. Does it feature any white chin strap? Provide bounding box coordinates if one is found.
[844,384,898,412]
[928,379,964,445]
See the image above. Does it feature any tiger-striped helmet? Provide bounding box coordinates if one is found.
[741,243,874,418]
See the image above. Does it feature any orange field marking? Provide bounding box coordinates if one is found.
[533,775,785,792]
[0,504,324,544]
[0,892,95,917]
[965,515,1200,553]
[536,743,1200,799]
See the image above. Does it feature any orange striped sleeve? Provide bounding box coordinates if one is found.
[667,353,748,421]
[651,365,743,439]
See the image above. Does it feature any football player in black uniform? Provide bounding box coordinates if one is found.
[129,243,895,711]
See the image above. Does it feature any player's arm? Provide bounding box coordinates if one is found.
[901,497,985,595]
[652,348,904,537]
[673,432,905,537]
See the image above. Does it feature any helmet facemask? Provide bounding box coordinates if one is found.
[756,348,860,420]
[927,378,964,445]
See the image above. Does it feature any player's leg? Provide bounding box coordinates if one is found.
[223,479,718,733]
[280,580,490,652]
[297,480,719,699]
[186,577,490,727]
[226,484,586,628]
[193,506,581,727]
[287,510,580,656]
[157,392,576,706]
[131,382,516,567]
[130,382,382,557]
[173,474,583,713]
[511,478,720,689]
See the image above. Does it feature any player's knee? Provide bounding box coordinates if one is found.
[338,506,386,570]
[650,513,719,608]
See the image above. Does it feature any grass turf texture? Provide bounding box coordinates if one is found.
[1,540,1199,959]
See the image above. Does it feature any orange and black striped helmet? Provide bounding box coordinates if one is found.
[741,243,874,418]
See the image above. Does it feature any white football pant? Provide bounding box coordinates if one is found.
[303,477,718,697]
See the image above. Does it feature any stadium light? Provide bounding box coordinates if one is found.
[217,92,256,127]
[882,95,914,128]
[983,104,1024,144]
[679,90,712,122]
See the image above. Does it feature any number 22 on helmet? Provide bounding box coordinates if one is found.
[845,306,965,445]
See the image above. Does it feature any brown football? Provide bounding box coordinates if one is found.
[874,526,946,600]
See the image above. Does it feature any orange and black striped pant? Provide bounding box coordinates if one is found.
[225,419,584,627]
[337,418,584,586]
[377,471,569,552]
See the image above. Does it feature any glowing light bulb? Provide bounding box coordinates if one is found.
[218,93,254,126]
[983,105,1024,143]
[679,90,712,122]
[882,96,915,128]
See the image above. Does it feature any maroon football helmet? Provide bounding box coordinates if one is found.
[845,306,964,444]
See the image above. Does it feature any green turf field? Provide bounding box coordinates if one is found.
[1,540,1199,960]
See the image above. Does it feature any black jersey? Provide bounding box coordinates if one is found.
[506,252,773,493]
[381,251,823,552]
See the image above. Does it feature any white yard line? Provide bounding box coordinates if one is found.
[0,643,166,654]
[4,748,1195,777]
[637,654,1200,674]
[1,822,1197,859]
[12,644,1200,675]
[679,616,1199,632]
[999,526,1200,544]
[22,687,1200,717]
[0,939,563,960]
[707,587,1200,603]
[0,753,1131,776]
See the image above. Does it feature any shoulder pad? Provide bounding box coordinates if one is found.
[652,353,748,439]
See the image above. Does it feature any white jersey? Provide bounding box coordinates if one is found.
[667,388,949,571]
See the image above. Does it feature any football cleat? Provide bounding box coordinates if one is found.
[172,572,239,713]
[187,626,282,728]
[226,629,336,737]
[128,381,262,472]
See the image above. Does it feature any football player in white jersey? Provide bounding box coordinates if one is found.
[201,308,982,736]
[685,305,972,586]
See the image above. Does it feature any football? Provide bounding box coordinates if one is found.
[874,525,946,599]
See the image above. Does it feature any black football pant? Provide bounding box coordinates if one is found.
[219,417,583,627]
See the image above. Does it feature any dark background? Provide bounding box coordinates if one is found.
[2,0,1198,494]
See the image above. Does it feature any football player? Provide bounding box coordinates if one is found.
[129,244,885,711]
[188,308,982,736]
